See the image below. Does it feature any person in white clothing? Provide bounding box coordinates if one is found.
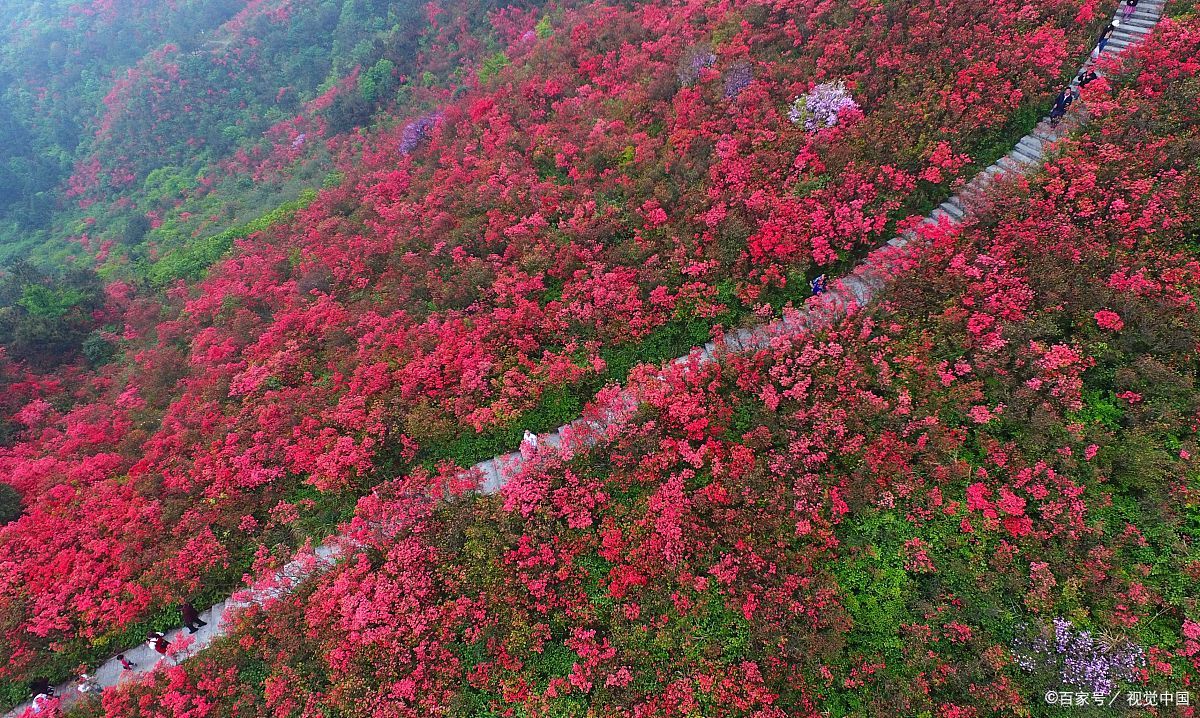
[77,671,101,695]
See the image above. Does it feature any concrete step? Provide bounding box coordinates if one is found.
[1123,15,1159,27]
[938,201,965,221]
[1115,22,1152,34]
[1017,137,1044,156]
[1011,145,1041,165]
[1031,128,1057,144]
[1124,9,1163,21]
[996,155,1023,173]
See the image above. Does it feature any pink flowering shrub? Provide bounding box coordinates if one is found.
[0,0,1114,696]
[82,16,1200,714]
[1094,309,1124,331]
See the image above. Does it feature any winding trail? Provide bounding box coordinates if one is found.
[9,3,1166,714]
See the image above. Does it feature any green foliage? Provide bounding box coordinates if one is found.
[121,214,151,246]
[1167,0,1198,18]
[535,15,553,38]
[790,172,833,197]
[146,189,317,287]
[0,682,27,714]
[322,170,346,189]
[81,331,118,368]
[0,261,105,368]
[478,52,510,83]
[17,283,87,319]
[359,58,397,103]
[141,166,196,205]
[1070,388,1124,430]
[0,482,21,525]
[686,584,754,662]
[832,510,912,662]
[527,642,581,684]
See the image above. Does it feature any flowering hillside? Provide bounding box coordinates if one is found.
[0,0,1115,701]
[0,0,524,271]
[0,5,1180,718]
[7,0,1195,713]
[49,9,1200,717]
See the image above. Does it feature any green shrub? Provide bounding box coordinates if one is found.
[360,58,398,103]
[0,482,21,524]
[146,189,317,287]
[478,52,509,83]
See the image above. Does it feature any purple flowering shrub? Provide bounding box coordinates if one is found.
[788,80,859,131]
[722,60,753,98]
[1013,618,1145,694]
[677,44,716,86]
[398,112,443,155]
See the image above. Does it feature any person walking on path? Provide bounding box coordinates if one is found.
[180,600,207,634]
[76,671,101,696]
[1093,24,1115,57]
[117,654,137,671]
[148,630,170,657]
[1049,85,1075,127]
[1122,0,1139,21]
[28,678,53,699]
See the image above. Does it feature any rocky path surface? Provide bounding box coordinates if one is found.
[9,3,1165,714]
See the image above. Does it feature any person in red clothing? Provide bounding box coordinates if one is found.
[147,630,169,656]
[180,600,207,634]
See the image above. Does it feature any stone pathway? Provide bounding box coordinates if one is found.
[8,3,1165,714]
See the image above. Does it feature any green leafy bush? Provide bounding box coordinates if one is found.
[0,483,21,525]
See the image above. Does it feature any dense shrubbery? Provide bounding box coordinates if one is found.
[0,0,247,228]
[0,483,21,525]
[143,190,317,288]
[71,14,1200,715]
[0,261,108,370]
[0,0,1130,706]
[0,0,532,273]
